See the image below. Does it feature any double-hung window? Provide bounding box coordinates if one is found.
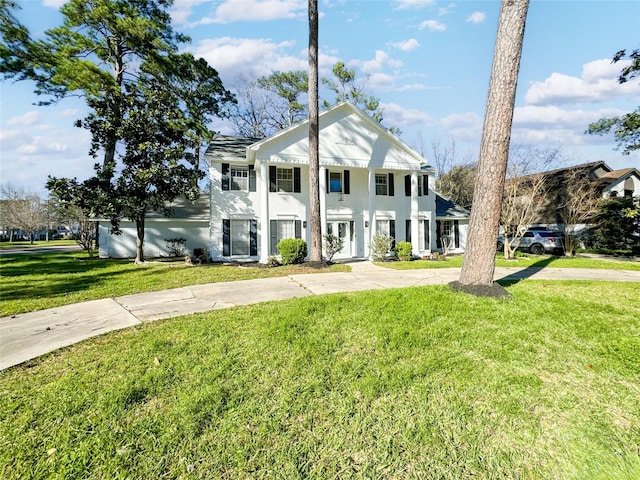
[329,172,343,193]
[270,219,302,255]
[269,166,301,193]
[375,173,394,196]
[231,166,248,191]
[277,168,293,192]
[222,163,255,192]
[375,175,388,195]
[222,219,258,257]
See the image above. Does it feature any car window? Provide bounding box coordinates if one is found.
[539,231,561,237]
[523,232,534,237]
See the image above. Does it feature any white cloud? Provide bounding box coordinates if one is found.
[6,111,40,126]
[170,0,210,25]
[393,83,430,92]
[58,109,80,118]
[367,73,396,90]
[389,38,420,52]
[466,12,486,24]
[419,20,446,31]
[379,102,432,127]
[361,51,403,74]
[192,37,306,82]
[42,0,66,9]
[195,0,306,25]
[0,126,93,194]
[394,0,435,9]
[524,59,639,106]
[440,112,483,142]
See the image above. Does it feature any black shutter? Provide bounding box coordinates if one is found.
[222,219,230,256]
[390,220,396,248]
[294,167,301,193]
[423,175,429,196]
[270,220,278,255]
[295,220,302,239]
[344,170,350,194]
[405,219,411,242]
[436,220,441,248]
[248,165,256,192]
[325,169,329,192]
[388,173,394,196]
[222,163,229,191]
[250,220,258,256]
[404,175,411,196]
[454,220,460,248]
[424,220,430,250]
[269,166,277,192]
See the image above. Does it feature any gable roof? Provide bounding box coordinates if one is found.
[435,193,470,218]
[204,135,259,163]
[244,102,428,171]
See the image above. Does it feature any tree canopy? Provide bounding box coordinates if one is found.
[3,0,234,262]
[586,49,640,155]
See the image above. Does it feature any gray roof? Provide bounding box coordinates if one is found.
[203,135,259,162]
[436,193,470,218]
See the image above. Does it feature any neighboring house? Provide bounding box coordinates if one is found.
[205,101,468,262]
[527,161,640,230]
[98,196,210,258]
[435,194,469,254]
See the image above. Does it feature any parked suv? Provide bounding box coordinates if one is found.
[497,229,564,255]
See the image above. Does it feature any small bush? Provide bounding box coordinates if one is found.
[323,233,344,262]
[267,256,281,267]
[165,237,187,257]
[395,241,413,261]
[277,238,307,265]
[369,234,393,262]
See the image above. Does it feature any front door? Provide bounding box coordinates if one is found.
[326,221,352,258]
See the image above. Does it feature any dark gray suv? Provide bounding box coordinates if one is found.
[497,230,565,255]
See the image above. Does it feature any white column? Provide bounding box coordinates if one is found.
[410,171,420,256]
[319,166,327,233]
[368,167,377,242]
[258,158,270,262]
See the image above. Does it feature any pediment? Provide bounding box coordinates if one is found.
[248,102,425,171]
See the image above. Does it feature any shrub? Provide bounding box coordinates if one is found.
[369,234,393,262]
[395,241,413,261]
[323,233,344,262]
[165,237,187,257]
[277,238,307,265]
[267,256,281,267]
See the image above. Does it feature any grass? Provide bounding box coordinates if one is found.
[379,254,640,271]
[0,240,77,249]
[1,281,639,479]
[0,251,349,317]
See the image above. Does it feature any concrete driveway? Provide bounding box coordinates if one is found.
[1,261,639,370]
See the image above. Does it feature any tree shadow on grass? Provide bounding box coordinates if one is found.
[496,256,561,286]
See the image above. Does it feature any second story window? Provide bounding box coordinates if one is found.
[329,172,343,193]
[231,166,248,191]
[270,166,301,193]
[375,174,388,195]
[222,163,256,192]
[277,168,294,192]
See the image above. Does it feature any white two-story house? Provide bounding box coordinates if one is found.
[205,101,446,263]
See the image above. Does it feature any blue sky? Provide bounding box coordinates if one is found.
[1,0,639,195]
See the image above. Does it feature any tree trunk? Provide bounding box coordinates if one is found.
[308,0,322,263]
[459,0,529,286]
[135,215,146,264]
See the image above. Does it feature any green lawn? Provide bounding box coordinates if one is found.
[0,240,78,249]
[0,251,349,317]
[379,254,640,271]
[1,281,639,479]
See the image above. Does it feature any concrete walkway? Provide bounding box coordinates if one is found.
[1,261,639,370]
